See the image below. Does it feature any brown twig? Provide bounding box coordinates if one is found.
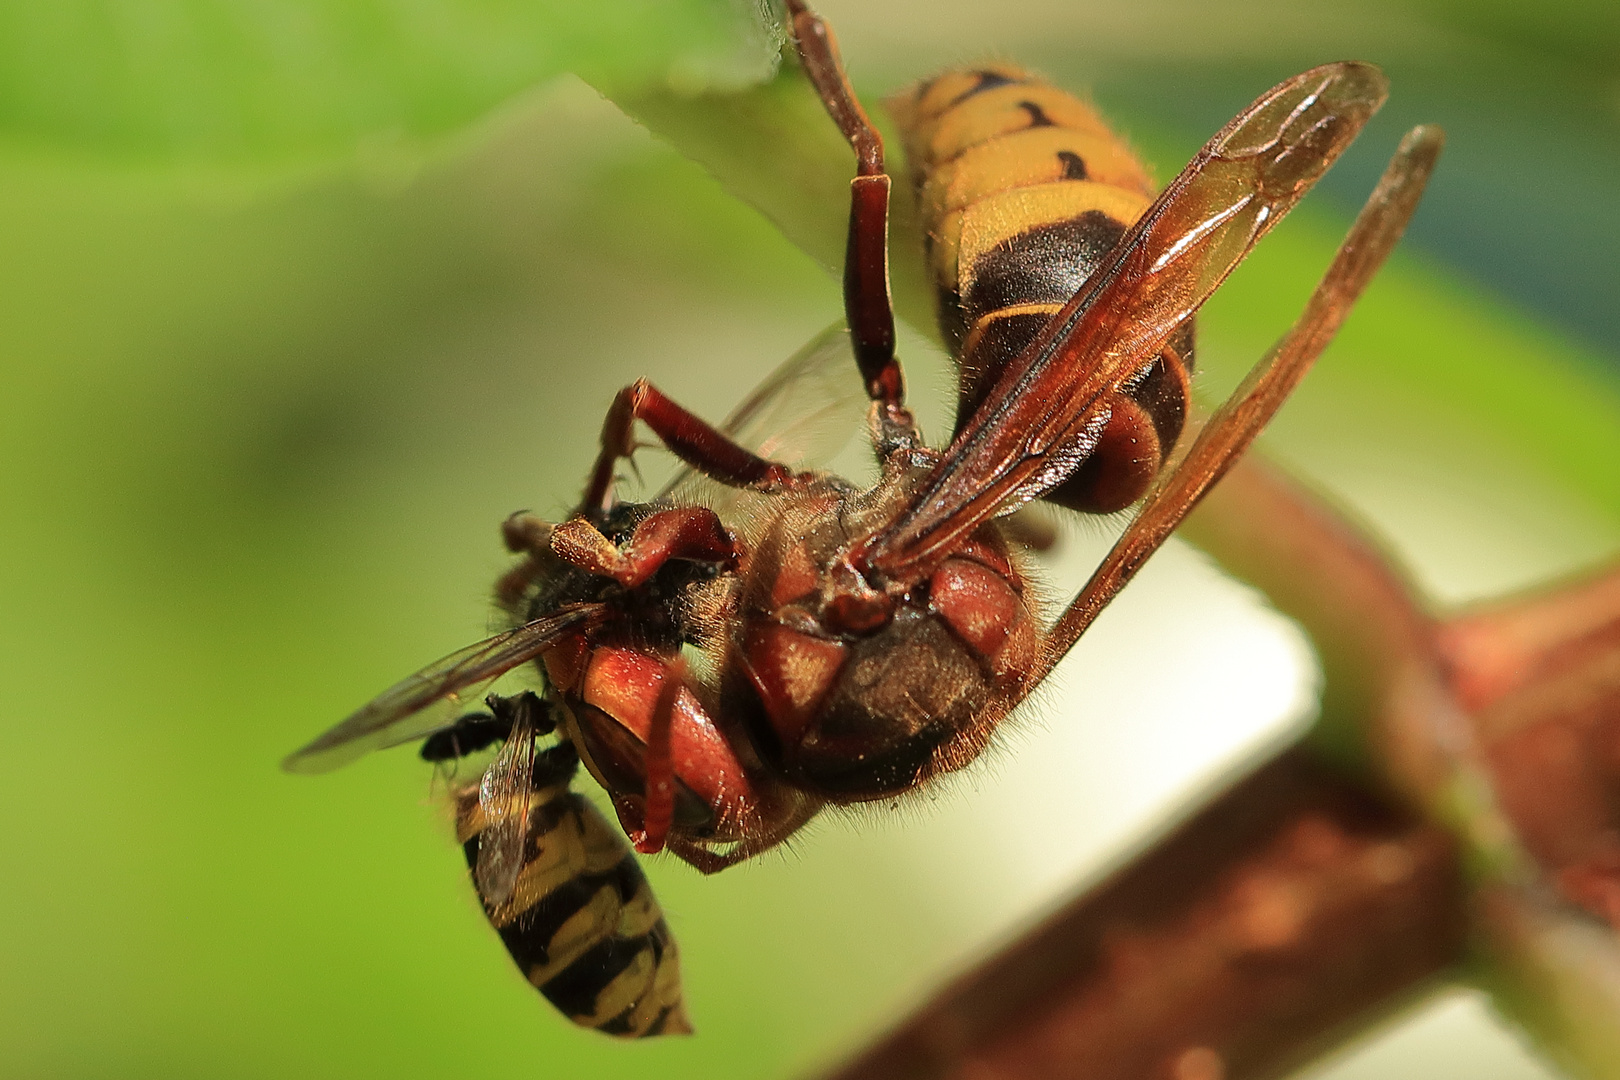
[1442,565,1620,927]
[821,747,1464,1080]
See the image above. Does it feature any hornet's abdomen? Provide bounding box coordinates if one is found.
[887,66,1196,513]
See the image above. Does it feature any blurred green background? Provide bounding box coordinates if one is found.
[0,1,1616,1078]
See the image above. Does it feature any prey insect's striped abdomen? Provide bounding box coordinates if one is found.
[888,65,1196,513]
[455,779,689,1037]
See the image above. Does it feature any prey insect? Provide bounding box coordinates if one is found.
[436,693,688,1036]
[284,0,1441,1037]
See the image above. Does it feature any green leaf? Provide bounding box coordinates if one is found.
[609,61,939,350]
[0,0,778,166]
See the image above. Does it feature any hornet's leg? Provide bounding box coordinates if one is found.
[633,658,686,855]
[581,378,807,516]
[663,796,826,875]
[550,506,738,590]
[785,0,903,414]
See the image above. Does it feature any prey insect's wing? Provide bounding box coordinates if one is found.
[862,63,1388,577]
[281,604,604,775]
[474,698,538,907]
[658,322,869,503]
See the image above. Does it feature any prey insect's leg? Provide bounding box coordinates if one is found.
[581,378,805,515]
[785,0,902,410]
[1037,126,1445,684]
[551,507,738,589]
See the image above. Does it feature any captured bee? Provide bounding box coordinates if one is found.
[438,692,689,1037]
[285,0,1441,1034]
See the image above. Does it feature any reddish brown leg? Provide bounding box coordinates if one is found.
[785,0,902,410]
[664,836,754,875]
[635,659,687,855]
[581,378,803,515]
[664,796,827,875]
[551,507,737,588]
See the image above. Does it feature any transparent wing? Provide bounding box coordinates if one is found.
[863,63,1388,577]
[475,698,538,907]
[657,322,869,503]
[1037,125,1444,679]
[281,604,604,775]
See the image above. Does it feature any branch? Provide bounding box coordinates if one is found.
[821,746,1464,1080]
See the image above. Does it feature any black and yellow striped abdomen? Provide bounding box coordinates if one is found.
[454,778,689,1037]
[887,66,1195,513]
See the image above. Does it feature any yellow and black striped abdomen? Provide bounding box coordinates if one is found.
[454,780,689,1037]
[888,66,1195,513]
